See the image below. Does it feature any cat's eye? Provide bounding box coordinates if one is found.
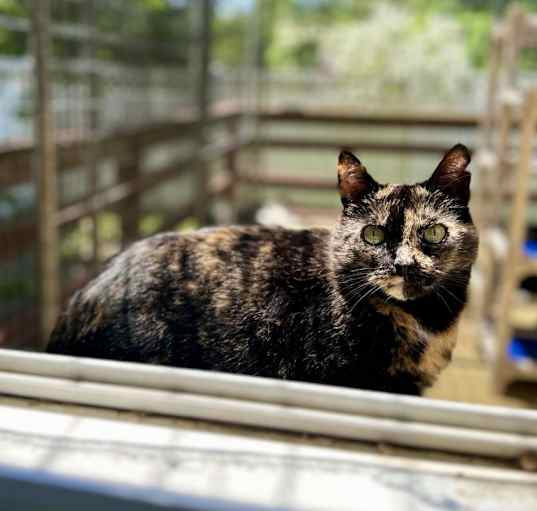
[423,224,447,244]
[362,225,385,245]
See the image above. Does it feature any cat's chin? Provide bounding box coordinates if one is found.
[382,276,407,301]
[381,276,433,302]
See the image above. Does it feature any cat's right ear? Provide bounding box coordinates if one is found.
[337,150,378,205]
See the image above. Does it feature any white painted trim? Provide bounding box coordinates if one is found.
[0,368,536,459]
[1,403,536,484]
[0,349,536,436]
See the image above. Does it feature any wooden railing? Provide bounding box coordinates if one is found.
[1,108,479,349]
[1,110,251,348]
[1,112,248,261]
[250,109,479,191]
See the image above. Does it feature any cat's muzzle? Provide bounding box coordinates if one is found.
[382,272,435,301]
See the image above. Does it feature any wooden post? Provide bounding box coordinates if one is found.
[250,0,264,184]
[32,0,60,344]
[225,118,239,221]
[491,6,523,224]
[192,0,213,225]
[483,8,523,229]
[494,89,537,392]
[118,143,141,248]
[482,27,503,148]
[85,0,100,268]
[504,5,524,90]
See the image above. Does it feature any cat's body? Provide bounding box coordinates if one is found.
[48,145,478,395]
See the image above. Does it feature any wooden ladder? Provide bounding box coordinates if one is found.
[494,89,537,392]
[473,5,537,392]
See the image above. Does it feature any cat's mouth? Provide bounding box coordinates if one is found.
[380,275,434,301]
[382,276,406,300]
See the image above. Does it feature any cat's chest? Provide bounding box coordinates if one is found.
[372,300,458,386]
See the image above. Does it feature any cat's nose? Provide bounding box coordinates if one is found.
[394,264,410,277]
[394,246,415,271]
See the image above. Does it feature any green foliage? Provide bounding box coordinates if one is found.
[213,13,249,67]
[0,0,28,56]
[0,276,33,302]
[318,3,473,105]
[176,216,200,233]
[0,0,26,16]
[457,11,494,67]
[262,0,537,71]
[140,213,165,236]
[0,0,189,62]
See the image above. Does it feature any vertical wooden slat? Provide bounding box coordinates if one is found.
[32,0,60,344]
[193,0,213,225]
[225,118,239,221]
[252,0,263,115]
[504,5,524,90]
[482,27,503,149]
[118,146,141,248]
[494,89,537,392]
[479,8,524,231]
[249,0,264,185]
[488,100,514,228]
[85,0,100,269]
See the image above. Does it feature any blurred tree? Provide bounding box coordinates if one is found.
[213,8,250,67]
[322,3,473,104]
[0,0,29,55]
[0,0,190,63]
[261,0,537,71]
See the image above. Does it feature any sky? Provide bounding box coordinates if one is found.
[216,0,255,18]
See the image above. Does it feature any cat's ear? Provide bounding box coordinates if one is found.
[427,144,471,204]
[337,150,378,204]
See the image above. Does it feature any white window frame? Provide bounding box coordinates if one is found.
[0,348,536,461]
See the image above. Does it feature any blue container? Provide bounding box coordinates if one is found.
[508,337,537,361]
[523,240,537,258]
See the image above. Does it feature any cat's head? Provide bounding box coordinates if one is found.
[331,144,478,302]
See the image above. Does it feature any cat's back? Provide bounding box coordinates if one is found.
[47,225,331,361]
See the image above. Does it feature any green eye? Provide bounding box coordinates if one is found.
[362,225,385,245]
[423,224,447,244]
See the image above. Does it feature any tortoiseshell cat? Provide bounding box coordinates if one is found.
[48,144,478,395]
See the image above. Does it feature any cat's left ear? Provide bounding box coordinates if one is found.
[427,144,472,204]
[337,150,378,205]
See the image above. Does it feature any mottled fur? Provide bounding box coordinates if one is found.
[48,145,478,395]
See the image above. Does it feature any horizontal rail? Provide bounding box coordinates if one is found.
[241,174,335,190]
[0,106,485,264]
[2,138,250,263]
[260,109,480,128]
[57,135,252,226]
[244,175,537,202]
[1,109,478,189]
[0,112,242,189]
[56,159,195,226]
[258,138,469,154]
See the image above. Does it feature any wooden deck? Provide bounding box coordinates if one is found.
[427,316,537,408]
